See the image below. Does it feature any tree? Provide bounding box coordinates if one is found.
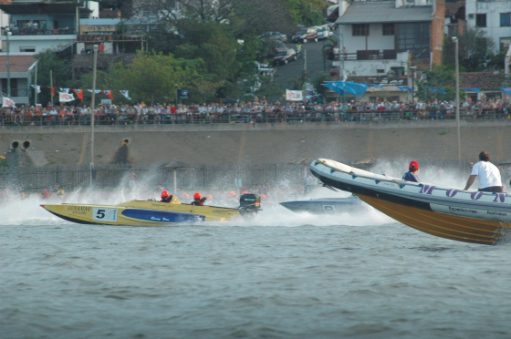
[443,29,495,72]
[286,0,329,27]
[101,51,202,103]
[97,0,135,18]
[416,65,455,101]
[174,20,240,81]
[35,51,72,106]
[230,0,295,36]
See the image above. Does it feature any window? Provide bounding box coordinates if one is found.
[390,66,404,77]
[501,13,511,27]
[500,37,511,52]
[395,22,430,59]
[19,46,36,52]
[382,23,394,36]
[476,14,487,27]
[352,24,369,36]
[1,78,18,96]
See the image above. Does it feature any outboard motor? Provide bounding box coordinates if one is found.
[239,193,261,215]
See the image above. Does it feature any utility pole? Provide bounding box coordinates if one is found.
[453,36,461,162]
[6,27,11,97]
[90,44,98,186]
[50,69,54,105]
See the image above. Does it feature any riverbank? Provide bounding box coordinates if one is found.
[1,120,511,167]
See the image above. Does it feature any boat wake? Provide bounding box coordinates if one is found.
[0,186,393,228]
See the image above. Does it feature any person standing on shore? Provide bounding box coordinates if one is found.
[464,151,503,192]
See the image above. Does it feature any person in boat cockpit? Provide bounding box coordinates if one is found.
[191,192,207,206]
[403,160,420,182]
[160,189,173,203]
[464,151,503,192]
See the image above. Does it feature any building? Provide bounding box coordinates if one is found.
[71,16,149,79]
[335,0,440,80]
[0,1,96,105]
[465,0,511,53]
[0,55,37,105]
[0,0,93,55]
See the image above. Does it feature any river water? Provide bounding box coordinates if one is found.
[1,189,511,339]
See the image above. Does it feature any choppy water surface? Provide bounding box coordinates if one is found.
[1,197,511,339]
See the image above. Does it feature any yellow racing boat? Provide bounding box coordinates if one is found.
[41,194,261,226]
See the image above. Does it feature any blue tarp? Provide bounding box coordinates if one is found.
[501,87,511,95]
[428,87,447,94]
[463,87,481,93]
[323,81,368,96]
[398,86,413,92]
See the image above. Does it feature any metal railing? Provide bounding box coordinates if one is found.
[0,108,509,127]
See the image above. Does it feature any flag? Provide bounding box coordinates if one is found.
[73,88,84,102]
[119,90,131,101]
[285,89,303,101]
[103,90,113,100]
[87,89,102,94]
[59,91,75,103]
[2,96,15,108]
[31,85,41,94]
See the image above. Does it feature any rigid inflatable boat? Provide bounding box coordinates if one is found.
[310,158,511,245]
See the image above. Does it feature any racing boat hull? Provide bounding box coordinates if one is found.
[310,158,511,244]
[41,199,242,226]
[280,197,363,214]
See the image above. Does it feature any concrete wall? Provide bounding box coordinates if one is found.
[2,121,511,168]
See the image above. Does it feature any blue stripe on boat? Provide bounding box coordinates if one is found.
[121,209,205,223]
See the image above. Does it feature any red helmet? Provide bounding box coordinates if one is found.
[409,160,420,172]
[194,192,201,200]
[161,190,170,199]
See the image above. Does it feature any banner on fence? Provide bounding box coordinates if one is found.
[286,89,303,101]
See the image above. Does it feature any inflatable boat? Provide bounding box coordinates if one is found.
[310,158,511,245]
[41,194,261,226]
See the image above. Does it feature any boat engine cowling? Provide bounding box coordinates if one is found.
[239,193,261,215]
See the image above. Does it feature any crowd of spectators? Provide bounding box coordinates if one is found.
[1,97,510,127]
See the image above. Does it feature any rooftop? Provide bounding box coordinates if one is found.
[0,55,37,73]
[461,72,508,91]
[337,1,433,24]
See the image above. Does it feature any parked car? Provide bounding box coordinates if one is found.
[315,25,333,40]
[259,31,287,42]
[291,27,318,43]
[272,48,298,65]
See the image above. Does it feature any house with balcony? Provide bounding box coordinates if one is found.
[0,0,91,55]
[72,17,147,79]
[335,0,438,81]
[0,0,91,105]
[0,55,37,105]
[465,0,511,53]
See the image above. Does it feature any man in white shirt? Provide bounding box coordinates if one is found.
[464,151,504,192]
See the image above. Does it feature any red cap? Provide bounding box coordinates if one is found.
[194,192,201,200]
[161,190,170,199]
[409,160,419,171]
